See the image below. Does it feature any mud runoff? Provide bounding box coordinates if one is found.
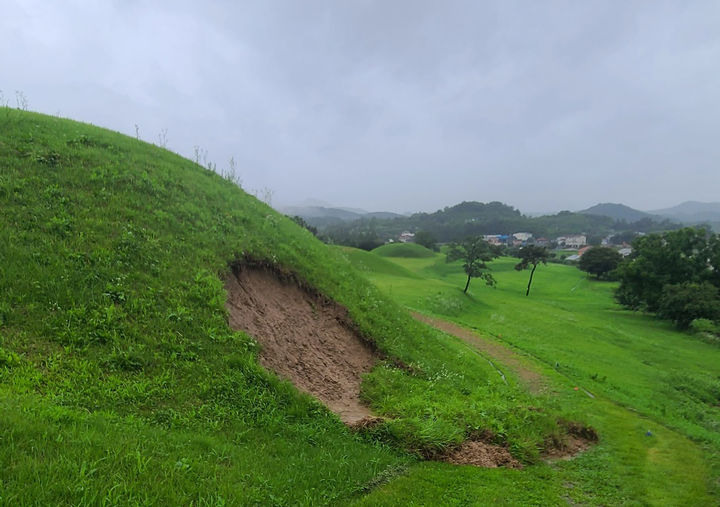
[224,263,377,424]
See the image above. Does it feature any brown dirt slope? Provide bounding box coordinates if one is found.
[225,264,376,424]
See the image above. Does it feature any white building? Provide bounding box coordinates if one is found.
[557,235,587,248]
[512,232,533,242]
[398,231,415,243]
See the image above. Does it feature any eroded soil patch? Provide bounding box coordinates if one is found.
[543,421,599,461]
[443,440,523,469]
[225,263,377,424]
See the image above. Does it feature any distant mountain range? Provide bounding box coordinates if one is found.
[579,203,658,222]
[649,201,720,224]
[579,201,720,230]
[279,205,406,228]
[282,200,720,233]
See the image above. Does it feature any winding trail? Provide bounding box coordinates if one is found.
[411,311,549,393]
[412,311,599,400]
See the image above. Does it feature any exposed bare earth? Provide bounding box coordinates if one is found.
[544,421,599,461]
[224,270,594,463]
[411,312,547,394]
[444,440,522,468]
[225,264,376,424]
[543,435,593,462]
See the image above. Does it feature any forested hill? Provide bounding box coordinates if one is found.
[580,203,655,222]
[323,201,679,245]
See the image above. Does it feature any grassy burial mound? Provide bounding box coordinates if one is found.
[372,242,436,258]
[1,109,590,504]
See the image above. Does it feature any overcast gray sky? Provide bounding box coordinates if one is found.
[3,1,719,213]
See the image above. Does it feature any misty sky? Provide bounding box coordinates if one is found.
[3,1,719,214]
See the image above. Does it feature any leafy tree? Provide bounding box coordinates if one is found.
[586,233,604,246]
[514,246,549,296]
[658,282,720,329]
[578,247,623,279]
[446,237,500,293]
[609,230,636,245]
[706,234,720,288]
[414,230,438,251]
[615,228,712,311]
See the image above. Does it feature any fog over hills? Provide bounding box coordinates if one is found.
[285,199,702,225]
[649,201,720,224]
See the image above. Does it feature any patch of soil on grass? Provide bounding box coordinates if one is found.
[412,312,547,393]
[442,439,523,469]
[225,262,377,424]
[543,421,599,461]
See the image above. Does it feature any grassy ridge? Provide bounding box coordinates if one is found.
[343,246,720,504]
[0,109,407,503]
[1,109,575,503]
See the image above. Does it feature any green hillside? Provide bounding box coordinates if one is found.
[346,249,720,504]
[0,109,587,504]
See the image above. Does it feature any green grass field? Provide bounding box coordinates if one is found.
[2,108,718,505]
[341,246,720,504]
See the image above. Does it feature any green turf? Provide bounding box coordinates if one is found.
[4,107,717,504]
[344,246,720,504]
[372,242,436,258]
[1,108,601,504]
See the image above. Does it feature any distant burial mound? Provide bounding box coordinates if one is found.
[373,243,435,258]
[225,261,377,424]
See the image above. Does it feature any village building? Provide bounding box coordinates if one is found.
[398,231,415,243]
[512,232,533,242]
[483,234,510,245]
[556,234,587,248]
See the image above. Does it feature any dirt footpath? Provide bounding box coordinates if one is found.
[411,312,548,394]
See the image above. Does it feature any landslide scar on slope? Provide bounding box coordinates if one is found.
[224,262,377,424]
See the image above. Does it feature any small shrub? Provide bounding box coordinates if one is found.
[658,282,720,329]
[690,318,720,345]
[689,318,720,336]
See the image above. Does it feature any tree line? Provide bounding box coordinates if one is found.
[614,228,720,329]
[318,201,680,248]
[446,227,720,334]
